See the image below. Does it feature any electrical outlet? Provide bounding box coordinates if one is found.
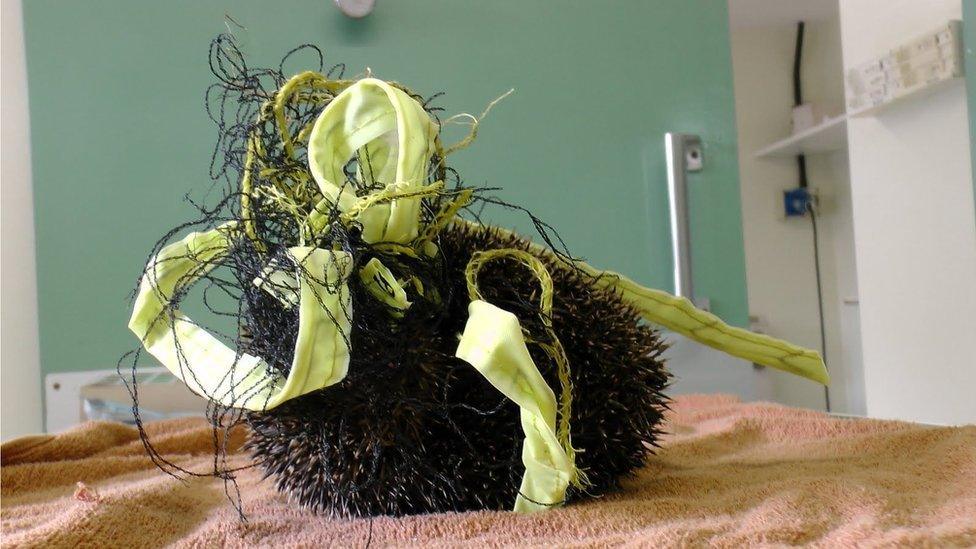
[783,187,819,217]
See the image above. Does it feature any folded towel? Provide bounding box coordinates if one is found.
[2,394,974,547]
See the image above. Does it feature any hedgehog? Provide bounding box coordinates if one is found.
[244,222,670,516]
[124,37,828,519]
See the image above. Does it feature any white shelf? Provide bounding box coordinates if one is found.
[848,76,963,118]
[754,115,848,158]
[755,74,964,160]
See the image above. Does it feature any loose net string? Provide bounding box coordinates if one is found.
[120,33,592,519]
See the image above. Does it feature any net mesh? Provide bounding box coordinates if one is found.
[120,34,669,520]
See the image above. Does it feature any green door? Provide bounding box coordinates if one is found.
[24,2,747,382]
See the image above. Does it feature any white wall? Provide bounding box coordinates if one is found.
[840,0,976,424]
[730,15,865,414]
[1,0,44,440]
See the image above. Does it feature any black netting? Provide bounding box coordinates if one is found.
[120,34,670,521]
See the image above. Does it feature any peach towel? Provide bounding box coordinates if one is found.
[2,394,974,548]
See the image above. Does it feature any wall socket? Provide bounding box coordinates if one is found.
[783,187,820,217]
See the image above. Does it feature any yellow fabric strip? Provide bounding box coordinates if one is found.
[128,225,354,410]
[253,257,301,307]
[455,220,829,385]
[463,248,581,488]
[455,300,574,513]
[306,78,439,244]
[359,257,411,316]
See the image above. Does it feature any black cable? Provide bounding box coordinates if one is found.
[794,21,829,411]
[808,202,831,412]
[793,21,805,106]
[794,21,809,188]
[797,157,808,189]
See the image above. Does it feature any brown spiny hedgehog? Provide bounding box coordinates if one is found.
[244,222,670,516]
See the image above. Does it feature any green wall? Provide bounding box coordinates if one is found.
[24,1,747,376]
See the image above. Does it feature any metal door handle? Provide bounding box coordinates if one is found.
[664,132,706,308]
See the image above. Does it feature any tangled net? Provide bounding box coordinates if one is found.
[120,34,670,519]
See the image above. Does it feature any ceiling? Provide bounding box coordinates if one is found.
[728,0,838,29]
